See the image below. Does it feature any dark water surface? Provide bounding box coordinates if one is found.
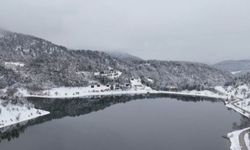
[0,96,249,150]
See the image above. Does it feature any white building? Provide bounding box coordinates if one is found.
[4,62,25,70]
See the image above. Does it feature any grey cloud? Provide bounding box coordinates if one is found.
[0,0,250,63]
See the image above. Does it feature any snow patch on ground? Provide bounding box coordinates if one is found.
[22,87,153,99]
[146,78,154,83]
[20,78,155,99]
[231,71,242,75]
[0,100,49,129]
[228,129,242,150]
[228,127,250,150]
[215,86,228,95]
[245,132,250,150]
[21,85,225,100]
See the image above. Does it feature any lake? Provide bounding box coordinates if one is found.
[0,96,249,150]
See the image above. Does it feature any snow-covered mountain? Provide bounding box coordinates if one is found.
[214,60,250,76]
[0,29,233,92]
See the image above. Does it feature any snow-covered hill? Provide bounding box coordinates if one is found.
[0,29,233,92]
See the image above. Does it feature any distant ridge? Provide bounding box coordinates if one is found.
[105,51,143,61]
[214,59,250,75]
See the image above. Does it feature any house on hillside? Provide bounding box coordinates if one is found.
[94,68,122,80]
[131,78,145,90]
[4,62,25,70]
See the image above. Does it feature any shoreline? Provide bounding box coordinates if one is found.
[24,87,250,150]
[1,89,225,130]
[228,127,250,150]
[6,87,250,150]
[0,103,50,129]
[23,89,227,100]
[0,110,50,129]
[226,102,250,118]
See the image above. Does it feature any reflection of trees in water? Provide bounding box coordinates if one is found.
[29,94,218,120]
[232,116,250,130]
[0,123,27,142]
[0,94,221,142]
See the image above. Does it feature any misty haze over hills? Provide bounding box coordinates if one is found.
[1,0,250,63]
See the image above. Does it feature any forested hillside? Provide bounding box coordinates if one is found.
[0,29,233,91]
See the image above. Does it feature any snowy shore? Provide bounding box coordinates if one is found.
[214,85,250,150]
[215,85,250,119]
[8,84,250,150]
[0,102,49,129]
[7,85,250,150]
[20,87,226,100]
[1,82,226,131]
[19,78,227,100]
[226,101,250,118]
[228,127,250,150]
[153,90,227,100]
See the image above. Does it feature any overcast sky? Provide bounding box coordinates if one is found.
[0,0,250,63]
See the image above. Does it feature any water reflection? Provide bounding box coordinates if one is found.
[232,117,250,130]
[29,94,219,120]
[0,94,249,143]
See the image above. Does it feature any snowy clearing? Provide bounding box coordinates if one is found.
[0,101,49,129]
[231,71,242,75]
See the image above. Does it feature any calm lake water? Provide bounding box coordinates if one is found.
[0,96,249,150]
